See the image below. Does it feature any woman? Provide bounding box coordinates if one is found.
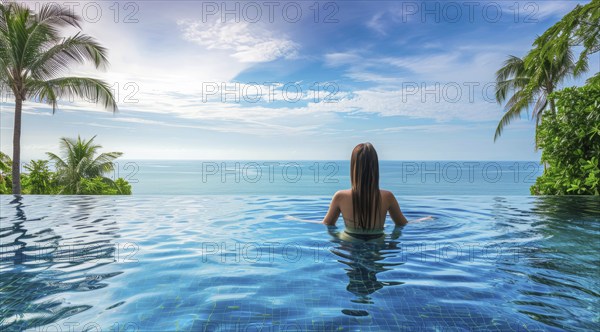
[322,143,429,241]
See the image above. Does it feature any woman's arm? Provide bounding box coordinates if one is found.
[322,191,342,226]
[409,216,434,223]
[388,193,409,227]
[387,192,433,225]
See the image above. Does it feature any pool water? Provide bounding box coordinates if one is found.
[0,195,598,331]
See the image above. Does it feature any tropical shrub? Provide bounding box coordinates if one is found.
[48,136,123,194]
[114,178,132,195]
[0,177,10,194]
[0,151,11,194]
[79,177,113,195]
[0,136,132,195]
[23,160,55,194]
[531,85,600,195]
[78,177,131,195]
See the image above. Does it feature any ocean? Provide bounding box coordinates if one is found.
[112,160,544,195]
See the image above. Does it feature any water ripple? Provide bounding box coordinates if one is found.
[0,195,598,331]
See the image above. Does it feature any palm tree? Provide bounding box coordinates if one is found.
[47,136,122,194]
[493,45,576,144]
[494,1,599,143]
[0,2,117,194]
[535,1,599,79]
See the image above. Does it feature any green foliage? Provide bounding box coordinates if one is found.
[531,85,600,195]
[48,136,123,194]
[0,151,10,175]
[22,160,55,194]
[0,151,11,194]
[495,1,599,142]
[0,2,117,112]
[534,1,600,76]
[78,177,116,195]
[0,176,10,194]
[587,72,600,86]
[0,137,132,195]
[114,178,132,195]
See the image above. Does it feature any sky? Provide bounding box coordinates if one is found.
[0,0,597,161]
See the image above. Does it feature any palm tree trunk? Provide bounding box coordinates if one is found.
[548,86,556,113]
[550,98,556,113]
[11,97,22,195]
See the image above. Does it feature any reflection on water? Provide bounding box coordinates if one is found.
[0,196,124,331]
[327,227,405,316]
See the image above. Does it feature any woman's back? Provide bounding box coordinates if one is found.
[337,189,386,231]
[322,189,408,231]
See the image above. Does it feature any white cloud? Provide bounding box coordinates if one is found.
[178,19,298,63]
[367,124,485,133]
[525,1,581,19]
[367,12,387,35]
[344,71,402,84]
[324,52,363,67]
[64,14,253,97]
[324,43,519,85]
[307,87,501,122]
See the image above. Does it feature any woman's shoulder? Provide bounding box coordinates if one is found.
[379,189,394,197]
[331,189,351,204]
[334,189,396,202]
[379,189,397,204]
[334,189,352,198]
[336,189,394,197]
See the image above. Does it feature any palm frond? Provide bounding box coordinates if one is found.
[27,76,117,112]
[532,93,548,121]
[495,55,526,104]
[29,33,109,80]
[90,151,123,175]
[586,72,600,85]
[494,105,525,141]
[46,151,67,169]
[35,2,81,29]
[494,89,535,141]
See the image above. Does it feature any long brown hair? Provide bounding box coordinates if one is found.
[350,142,381,230]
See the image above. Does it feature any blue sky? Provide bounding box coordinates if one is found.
[0,0,597,160]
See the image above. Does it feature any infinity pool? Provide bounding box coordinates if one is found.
[0,196,598,331]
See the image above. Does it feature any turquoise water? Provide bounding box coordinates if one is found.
[113,160,543,195]
[1,195,598,331]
